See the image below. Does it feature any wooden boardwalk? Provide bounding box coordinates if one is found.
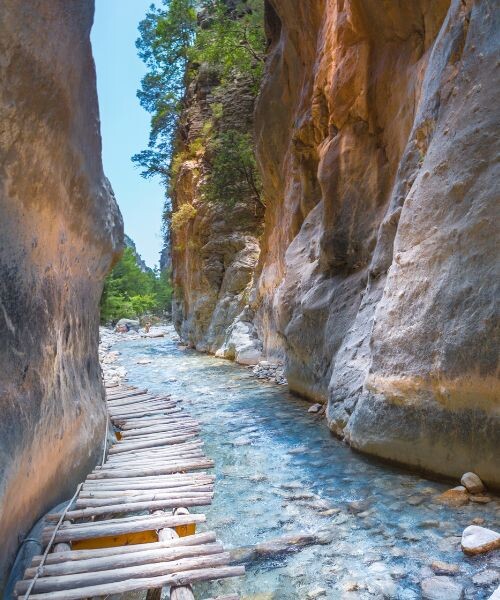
[15,385,244,600]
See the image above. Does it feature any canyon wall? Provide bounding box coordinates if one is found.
[254,0,499,485]
[0,0,123,587]
[171,68,265,364]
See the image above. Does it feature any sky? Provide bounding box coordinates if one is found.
[91,0,164,269]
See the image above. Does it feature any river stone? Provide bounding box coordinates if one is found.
[436,486,469,507]
[472,570,499,586]
[306,587,327,599]
[460,472,485,494]
[116,318,140,331]
[421,576,464,599]
[489,586,500,599]
[308,403,322,413]
[431,561,460,575]
[469,495,492,504]
[461,525,500,555]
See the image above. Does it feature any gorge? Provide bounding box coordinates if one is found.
[166,0,499,487]
[0,0,498,596]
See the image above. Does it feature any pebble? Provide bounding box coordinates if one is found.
[431,561,460,575]
[472,570,499,586]
[470,495,492,504]
[461,525,500,555]
[421,576,464,599]
[435,486,469,507]
[460,472,485,494]
[306,587,327,599]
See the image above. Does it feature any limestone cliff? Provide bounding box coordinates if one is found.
[0,0,123,586]
[254,0,499,485]
[171,68,265,364]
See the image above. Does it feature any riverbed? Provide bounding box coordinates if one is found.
[109,327,499,599]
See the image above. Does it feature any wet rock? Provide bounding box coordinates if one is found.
[421,576,464,599]
[136,358,152,365]
[472,517,486,525]
[407,495,425,506]
[461,525,500,555]
[115,318,140,332]
[461,472,485,494]
[306,587,327,599]
[347,499,371,514]
[489,586,500,599]
[472,570,499,586]
[469,495,492,504]
[436,486,469,507]
[308,403,322,414]
[431,561,460,575]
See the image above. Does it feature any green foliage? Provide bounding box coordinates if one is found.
[133,0,264,181]
[171,203,197,232]
[133,0,197,180]
[204,130,263,206]
[100,248,173,323]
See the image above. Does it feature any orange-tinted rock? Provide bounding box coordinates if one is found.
[0,0,122,588]
[254,0,499,486]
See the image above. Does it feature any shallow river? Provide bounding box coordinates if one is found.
[114,329,499,599]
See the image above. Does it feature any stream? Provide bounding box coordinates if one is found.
[110,327,499,599]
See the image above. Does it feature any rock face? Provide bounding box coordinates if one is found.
[253,0,500,485]
[171,68,264,363]
[0,0,122,588]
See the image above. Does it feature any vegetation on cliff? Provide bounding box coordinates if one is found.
[134,0,265,241]
[100,247,172,323]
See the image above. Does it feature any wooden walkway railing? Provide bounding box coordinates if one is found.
[15,384,244,600]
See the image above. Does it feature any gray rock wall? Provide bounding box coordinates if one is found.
[254,0,499,485]
[0,0,123,587]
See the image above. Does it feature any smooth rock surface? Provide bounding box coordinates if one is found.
[461,526,500,555]
[253,0,500,486]
[421,576,464,599]
[0,0,122,588]
[461,472,485,494]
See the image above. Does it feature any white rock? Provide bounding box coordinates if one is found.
[421,576,464,599]
[306,587,327,599]
[460,471,485,494]
[461,525,500,555]
[308,403,322,413]
[472,570,499,586]
[489,585,500,600]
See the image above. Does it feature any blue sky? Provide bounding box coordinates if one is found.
[91,0,164,268]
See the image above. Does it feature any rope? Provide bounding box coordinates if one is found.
[22,481,83,600]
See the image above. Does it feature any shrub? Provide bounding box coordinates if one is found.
[171,203,197,232]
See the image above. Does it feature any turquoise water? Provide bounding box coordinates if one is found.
[114,329,499,599]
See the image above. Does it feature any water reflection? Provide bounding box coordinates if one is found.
[115,331,499,599]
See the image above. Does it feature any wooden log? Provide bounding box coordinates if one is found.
[15,553,231,594]
[82,474,214,489]
[75,491,214,507]
[41,514,206,544]
[106,389,148,400]
[107,395,159,407]
[121,424,201,438]
[27,566,245,600]
[103,452,206,468]
[24,542,223,578]
[172,587,195,600]
[108,403,178,417]
[108,435,197,454]
[112,408,182,422]
[87,459,214,479]
[46,495,213,520]
[107,394,171,406]
[120,417,197,430]
[105,443,204,461]
[82,475,214,488]
[113,427,200,442]
[31,532,217,566]
[79,485,214,499]
[107,398,176,411]
[202,596,240,600]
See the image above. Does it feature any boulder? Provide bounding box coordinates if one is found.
[461,526,500,555]
[460,472,485,494]
[421,576,464,600]
[115,318,140,332]
[435,486,469,507]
